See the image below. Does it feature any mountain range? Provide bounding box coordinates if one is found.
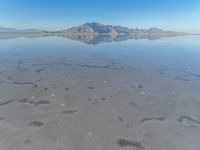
[0,27,40,33]
[58,22,184,37]
[0,22,185,37]
[0,22,186,41]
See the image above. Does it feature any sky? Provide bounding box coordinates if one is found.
[0,0,200,32]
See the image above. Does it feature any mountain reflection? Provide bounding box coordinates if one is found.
[56,34,171,45]
[0,33,175,45]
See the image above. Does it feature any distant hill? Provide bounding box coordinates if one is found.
[0,23,189,44]
[60,22,186,37]
[0,22,186,38]
[61,22,130,35]
[0,27,40,33]
[0,27,19,32]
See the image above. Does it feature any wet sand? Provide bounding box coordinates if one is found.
[0,36,200,150]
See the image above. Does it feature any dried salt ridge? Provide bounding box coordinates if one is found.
[0,97,51,107]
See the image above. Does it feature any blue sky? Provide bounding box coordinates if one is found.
[0,0,200,32]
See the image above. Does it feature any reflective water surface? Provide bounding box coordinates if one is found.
[0,35,200,150]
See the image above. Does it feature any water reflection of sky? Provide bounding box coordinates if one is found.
[0,35,200,73]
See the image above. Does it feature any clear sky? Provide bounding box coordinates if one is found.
[0,0,200,32]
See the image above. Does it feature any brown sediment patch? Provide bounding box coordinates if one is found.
[138,85,143,88]
[17,98,29,103]
[117,115,131,128]
[0,100,15,106]
[88,86,95,90]
[190,73,200,78]
[0,81,6,85]
[44,87,48,91]
[37,78,42,82]
[24,139,31,145]
[140,117,165,123]
[174,77,190,81]
[0,70,5,74]
[158,72,165,75]
[30,100,51,106]
[36,67,47,73]
[65,88,70,91]
[17,98,51,106]
[129,102,137,107]
[116,138,144,149]
[60,62,116,70]
[117,116,124,123]
[32,63,55,67]
[131,84,143,89]
[125,125,131,128]
[62,110,79,114]
[178,116,200,125]
[28,121,44,127]
[17,60,23,65]
[101,97,106,101]
[13,82,38,88]
[0,117,5,120]
[16,66,28,71]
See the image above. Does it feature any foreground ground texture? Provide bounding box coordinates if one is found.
[0,36,200,150]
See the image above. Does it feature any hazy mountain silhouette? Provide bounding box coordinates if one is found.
[58,22,185,37]
[0,22,187,44]
[0,27,40,33]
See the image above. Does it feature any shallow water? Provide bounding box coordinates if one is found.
[0,35,200,150]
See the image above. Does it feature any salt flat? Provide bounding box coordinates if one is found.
[0,36,200,150]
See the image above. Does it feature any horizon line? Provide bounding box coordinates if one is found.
[0,22,191,33]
